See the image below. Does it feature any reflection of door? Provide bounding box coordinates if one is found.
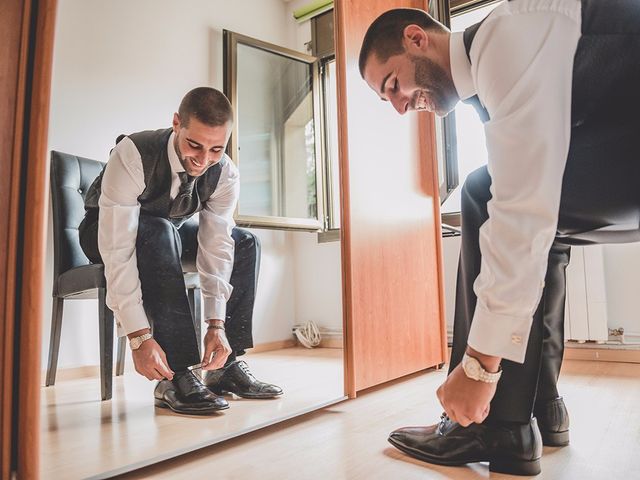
[335,0,447,395]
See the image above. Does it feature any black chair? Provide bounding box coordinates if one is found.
[46,151,202,401]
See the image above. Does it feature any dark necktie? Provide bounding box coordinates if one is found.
[170,172,199,218]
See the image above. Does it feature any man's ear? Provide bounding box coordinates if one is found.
[402,24,429,54]
[172,112,181,132]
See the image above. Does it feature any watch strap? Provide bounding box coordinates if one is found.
[129,332,153,350]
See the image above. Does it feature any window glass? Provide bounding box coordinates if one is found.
[234,41,318,222]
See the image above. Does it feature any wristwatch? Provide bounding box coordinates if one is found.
[461,353,502,383]
[129,333,153,350]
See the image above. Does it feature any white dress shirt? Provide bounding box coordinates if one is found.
[98,132,239,337]
[448,0,582,363]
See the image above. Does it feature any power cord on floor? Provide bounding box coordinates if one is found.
[292,321,321,348]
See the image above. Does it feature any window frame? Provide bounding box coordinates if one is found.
[428,0,460,207]
[439,0,502,231]
[316,55,342,242]
[223,29,326,231]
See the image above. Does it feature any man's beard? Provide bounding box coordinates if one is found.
[174,136,201,175]
[410,55,457,116]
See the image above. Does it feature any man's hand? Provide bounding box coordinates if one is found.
[436,348,501,427]
[131,336,174,381]
[201,319,232,370]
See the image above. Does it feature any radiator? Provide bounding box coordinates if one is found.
[564,245,609,342]
[443,238,610,344]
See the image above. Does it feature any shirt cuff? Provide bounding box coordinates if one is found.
[467,305,533,364]
[203,295,227,322]
[114,303,150,338]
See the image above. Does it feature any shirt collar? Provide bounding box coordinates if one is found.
[449,31,476,101]
[167,131,185,173]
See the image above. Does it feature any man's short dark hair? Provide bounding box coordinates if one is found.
[178,87,233,127]
[359,8,444,77]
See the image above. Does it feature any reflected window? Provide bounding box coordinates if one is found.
[321,58,340,231]
[225,31,324,230]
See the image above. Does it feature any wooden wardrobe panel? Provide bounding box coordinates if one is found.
[0,0,57,478]
[336,0,447,395]
[0,0,28,476]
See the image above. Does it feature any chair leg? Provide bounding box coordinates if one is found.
[98,288,114,401]
[116,336,126,376]
[45,297,64,386]
[188,288,202,356]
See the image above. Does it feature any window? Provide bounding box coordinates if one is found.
[440,1,501,222]
[224,18,340,237]
[224,30,325,231]
[321,57,341,232]
[312,10,341,239]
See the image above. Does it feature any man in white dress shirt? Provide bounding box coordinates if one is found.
[359,0,639,475]
[79,87,282,415]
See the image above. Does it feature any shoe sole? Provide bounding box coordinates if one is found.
[210,388,284,399]
[541,429,570,447]
[388,437,541,476]
[154,398,229,415]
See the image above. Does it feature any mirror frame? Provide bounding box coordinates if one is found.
[6,3,349,478]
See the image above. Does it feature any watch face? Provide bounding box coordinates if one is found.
[466,358,480,377]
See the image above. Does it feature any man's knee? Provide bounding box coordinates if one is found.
[137,215,180,252]
[232,228,260,256]
[461,166,492,214]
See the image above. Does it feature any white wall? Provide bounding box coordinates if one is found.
[292,232,343,331]
[43,0,343,369]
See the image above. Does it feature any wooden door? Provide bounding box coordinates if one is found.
[336,0,447,395]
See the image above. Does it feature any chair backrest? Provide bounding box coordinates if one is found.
[50,151,104,292]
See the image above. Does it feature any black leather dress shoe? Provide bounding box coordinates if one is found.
[534,396,570,446]
[388,414,542,476]
[204,360,283,399]
[154,370,229,415]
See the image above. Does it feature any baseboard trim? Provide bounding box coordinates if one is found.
[248,339,297,353]
[564,346,640,363]
[318,336,343,349]
[41,365,100,384]
[446,344,640,365]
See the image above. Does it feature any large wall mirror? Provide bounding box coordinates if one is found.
[41,1,344,478]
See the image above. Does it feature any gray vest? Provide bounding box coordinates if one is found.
[84,128,225,228]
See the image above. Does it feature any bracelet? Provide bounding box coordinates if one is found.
[207,324,225,331]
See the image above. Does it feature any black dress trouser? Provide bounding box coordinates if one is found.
[449,125,640,424]
[448,167,571,424]
[79,214,260,372]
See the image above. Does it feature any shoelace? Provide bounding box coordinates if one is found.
[439,412,451,425]
[237,361,257,382]
[180,371,206,392]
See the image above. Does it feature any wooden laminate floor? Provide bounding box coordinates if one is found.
[40,347,344,480]
[119,360,640,480]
